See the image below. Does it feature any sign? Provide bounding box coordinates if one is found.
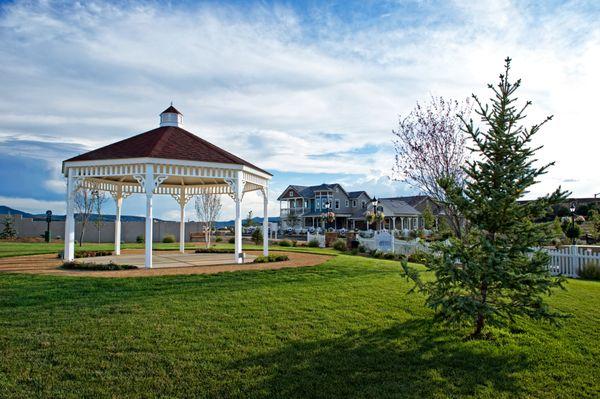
[375,231,393,252]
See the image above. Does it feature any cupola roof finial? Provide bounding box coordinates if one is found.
[160,103,183,127]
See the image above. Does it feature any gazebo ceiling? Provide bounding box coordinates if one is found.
[64,125,271,176]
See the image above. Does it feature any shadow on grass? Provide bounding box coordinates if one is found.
[228,319,529,398]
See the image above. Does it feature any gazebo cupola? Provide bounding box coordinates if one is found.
[159,104,183,127]
[61,105,272,268]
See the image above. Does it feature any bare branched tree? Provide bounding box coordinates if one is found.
[74,185,99,246]
[194,192,222,248]
[392,96,471,238]
[92,191,108,244]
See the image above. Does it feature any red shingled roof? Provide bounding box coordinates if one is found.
[64,126,272,176]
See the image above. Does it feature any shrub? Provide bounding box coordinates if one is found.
[383,252,396,260]
[195,248,234,254]
[62,261,137,271]
[292,240,298,247]
[252,228,263,245]
[278,240,292,247]
[136,235,144,243]
[307,239,320,248]
[228,237,235,244]
[162,234,176,243]
[215,237,223,242]
[74,250,113,258]
[358,245,367,253]
[578,262,600,280]
[253,254,289,263]
[408,250,429,264]
[350,248,359,256]
[332,239,347,251]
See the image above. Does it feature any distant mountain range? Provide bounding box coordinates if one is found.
[0,205,279,226]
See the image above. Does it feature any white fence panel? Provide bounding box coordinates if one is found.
[306,232,325,248]
[543,246,600,278]
[357,232,430,256]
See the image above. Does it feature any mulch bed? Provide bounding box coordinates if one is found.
[0,250,332,278]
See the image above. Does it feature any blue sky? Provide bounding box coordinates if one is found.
[0,0,599,220]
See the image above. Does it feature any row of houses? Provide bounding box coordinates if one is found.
[277,183,443,231]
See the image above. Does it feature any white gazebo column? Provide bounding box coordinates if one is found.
[114,187,123,256]
[144,165,154,269]
[262,186,269,256]
[64,169,76,261]
[392,217,396,231]
[234,171,244,264]
[179,187,186,254]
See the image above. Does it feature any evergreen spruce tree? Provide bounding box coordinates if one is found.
[422,205,435,230]
[0,215,17,239]
[403,58,568,338]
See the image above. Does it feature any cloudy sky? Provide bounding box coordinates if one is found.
[0,0,598,221]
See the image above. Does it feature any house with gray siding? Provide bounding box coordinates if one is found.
[278,184,446,231]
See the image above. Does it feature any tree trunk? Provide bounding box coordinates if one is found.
[471,282,488,338]
[79,224,86,246]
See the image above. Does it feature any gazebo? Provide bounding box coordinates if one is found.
[62,105,272,268]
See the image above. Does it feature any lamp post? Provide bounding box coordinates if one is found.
[324,200,331,230]
[45,210,52,243]
[370,197,381,231]
[569,202,576,246]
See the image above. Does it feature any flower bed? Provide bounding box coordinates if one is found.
[253,254,289,263]
[61,261,137,271]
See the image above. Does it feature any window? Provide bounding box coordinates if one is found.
[345,199,349,207]
[352,200,357,207]
[361,201,366,209]
[335,199,340,209]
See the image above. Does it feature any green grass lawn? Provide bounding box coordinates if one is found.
[0,241,340,258]
[0,255,598,398]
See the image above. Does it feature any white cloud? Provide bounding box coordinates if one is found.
[0,0,598,218]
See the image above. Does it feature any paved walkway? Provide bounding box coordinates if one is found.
[80,252,256,268]
[0,250,333,278]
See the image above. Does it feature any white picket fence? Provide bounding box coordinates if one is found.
[306,232,325,248]
[543,246,600,278]
[356,232,429,256]
[356,234,598,278]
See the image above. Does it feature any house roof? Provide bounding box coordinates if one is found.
[380,195,444,214]
[379,199,421,216]
[277,183,360,201]
[348,191,369,199]
[64,125,271,176]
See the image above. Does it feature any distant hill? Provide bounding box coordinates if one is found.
[0,205,279,225]
[0,206,34,218]
[215,217,280,228]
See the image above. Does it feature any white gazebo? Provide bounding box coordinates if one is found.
[62,105,272,268]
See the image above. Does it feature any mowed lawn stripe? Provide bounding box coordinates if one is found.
[0,255,598,398]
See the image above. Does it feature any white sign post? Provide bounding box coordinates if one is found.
[375,231,393,253]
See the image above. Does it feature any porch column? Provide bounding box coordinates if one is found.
[144,164,154,269]
[114,186,123,256]
[234,170,243,264]
[262,186,269,256]
[179,187,186,253]
[392,217,396,231]
[64,169,76,261]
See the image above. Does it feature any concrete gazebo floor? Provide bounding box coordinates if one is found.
[77,251,256,269]
[0,250,332,278]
